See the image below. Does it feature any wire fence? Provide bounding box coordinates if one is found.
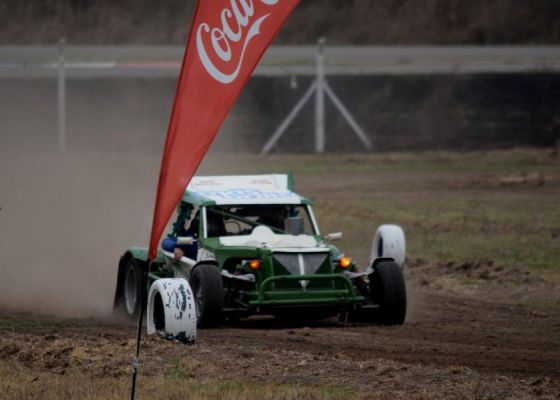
[1,41,560,154]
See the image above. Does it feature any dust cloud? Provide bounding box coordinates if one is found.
[0,151,159,317]
[0,151,250,319]
[0,79,251,319]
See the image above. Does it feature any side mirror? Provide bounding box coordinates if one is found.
[325,232,343,241]
[177,236,195,245]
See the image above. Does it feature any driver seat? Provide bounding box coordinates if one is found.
[206,212,227,237]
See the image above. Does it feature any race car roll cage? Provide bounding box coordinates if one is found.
[190,203,321,240]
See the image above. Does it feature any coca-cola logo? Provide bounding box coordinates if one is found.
[196,0,279,84]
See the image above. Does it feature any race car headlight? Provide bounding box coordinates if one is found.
[339,257,351,268]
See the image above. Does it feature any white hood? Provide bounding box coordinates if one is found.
[219,225,321,250]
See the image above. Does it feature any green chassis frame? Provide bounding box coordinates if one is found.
[123,202,366,312]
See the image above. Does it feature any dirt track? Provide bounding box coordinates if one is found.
[2,259,559,399]
[1,150,559,398]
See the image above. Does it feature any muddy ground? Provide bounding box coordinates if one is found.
[1,258,559,399]
[0,150,559,399]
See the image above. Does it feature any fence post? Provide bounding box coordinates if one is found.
[314,37,326,154]
[57,38,67,154]
[261,37,369,154]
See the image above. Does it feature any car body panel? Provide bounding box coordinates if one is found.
[125,174,368,315]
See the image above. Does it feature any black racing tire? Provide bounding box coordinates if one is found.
[369,260,407,325]
[115,257,145,321]
[189,264,224,328]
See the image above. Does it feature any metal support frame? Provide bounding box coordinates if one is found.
[261,81,317,154]
[53,37,369,155]
[324,81,372,149]
[261,38,371,154]
[57,38,67,154]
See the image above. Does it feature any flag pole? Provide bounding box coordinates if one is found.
[130,261,151,400]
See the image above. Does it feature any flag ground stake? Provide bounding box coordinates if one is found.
[130,261,151,400]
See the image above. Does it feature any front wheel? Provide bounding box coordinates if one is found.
[369,260,407,325]
[189,264,224,328]
[370,225,406,268]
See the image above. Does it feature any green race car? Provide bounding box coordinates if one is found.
[113,174,406,342]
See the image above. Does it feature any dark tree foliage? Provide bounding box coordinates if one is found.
[0,0,559,44]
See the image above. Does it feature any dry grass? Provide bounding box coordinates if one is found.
[0,366,354,400]
[1,354,557,400]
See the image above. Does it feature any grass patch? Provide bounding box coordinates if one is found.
[0,366,355,400]
[506,327,554,337]
[524,299,560,311]
[0,316,83,331]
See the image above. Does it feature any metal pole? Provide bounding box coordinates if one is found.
[57,38,67,154]
[314,37,326,154]
[130,261,151,400]
[261,80,317,154]
[324,81,372,150]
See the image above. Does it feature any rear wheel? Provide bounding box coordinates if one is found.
[369,260,407,325]
[189,264,224,328]
[115,258,145,321]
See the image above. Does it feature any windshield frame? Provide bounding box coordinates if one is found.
[200,204,320,239]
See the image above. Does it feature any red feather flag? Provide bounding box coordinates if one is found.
[148,0,299,260]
